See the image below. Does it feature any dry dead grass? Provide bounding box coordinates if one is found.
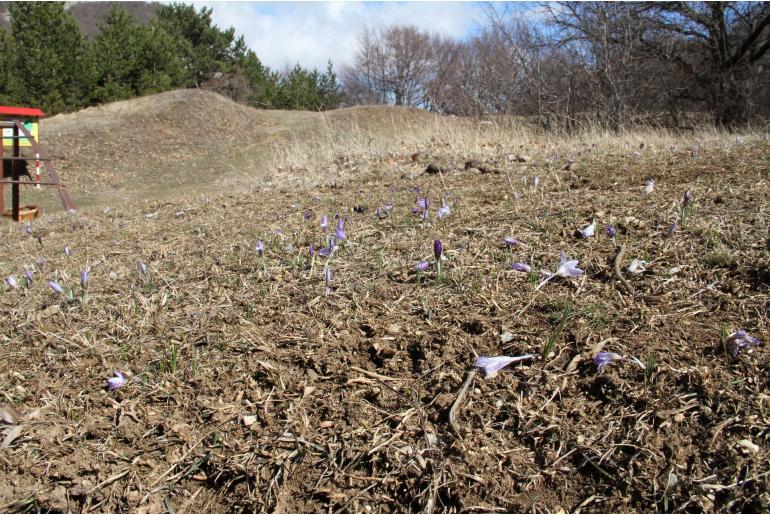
[1,96,769,513]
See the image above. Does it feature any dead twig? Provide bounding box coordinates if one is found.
[449,368,477,435]
[614,245,635,296]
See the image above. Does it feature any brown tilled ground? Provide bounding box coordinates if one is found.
[0,92,769,513]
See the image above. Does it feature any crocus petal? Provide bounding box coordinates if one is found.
[726,330,762,357]
[511,262,531,273]
[48,281,65,295]
[323,266,332,285]
[256,240,264,256]
[107,371,126,391]
[5,276,18,289]
[474,354,537,378]
[593,351,624,371]
[433,240,443,261]
[320,215,328,229]
[580,220,596,238]
[437,204,450,219]
[138,262,148,275]
[334,227,346,240]
[80,270,88,289]
[606,225,617,238]
[503,237,519,247]
[556,260,583,278]
[416,261,430,271]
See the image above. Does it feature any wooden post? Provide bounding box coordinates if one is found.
[0,142,4,214]
[12,124,19,221]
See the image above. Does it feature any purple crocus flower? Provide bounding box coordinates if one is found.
[80,270,88,289]
[107,370,127,391]
[319,238,337,257]
[138,262,148,275]
[580,220,596,238]
[320,215,328,229]
[308,244,315,258]
[503,236,519,247]
[334,226,346,240]
[433,239,443,261]
[606,225,617,238]
[64,246,71,256]
[556,252,584,277]
[512,262,531,273]
[437,202,450,219]
[22,223,32,236]
[416,197,429,211]
[726,330,761,357]
[5,276,18,289]
[533,176,540,190]
[536,251,583,291]
[593,351,625,371]
[375,207,384,219]
[256,240,264,256]
[384,201,394,214]
[416,260,430,272]
[24,269,33,287]
[683,190,693,206]
[474,354,537,378]
[323,266,332,286]
[48,280,65,295]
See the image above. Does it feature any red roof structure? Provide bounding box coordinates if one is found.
[0,106,44,118]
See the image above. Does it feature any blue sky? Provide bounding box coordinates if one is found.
[193,2,539,72]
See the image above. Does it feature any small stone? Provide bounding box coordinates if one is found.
[464,159,483,170]
[673,413,685,423]
[500,331,515,344]
[515,154,532,162]
[242,415,257,427]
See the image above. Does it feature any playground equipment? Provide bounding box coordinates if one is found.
[0,106,74,221]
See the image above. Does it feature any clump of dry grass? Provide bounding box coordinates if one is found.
[0,120,768,513]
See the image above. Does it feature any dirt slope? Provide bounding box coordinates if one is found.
[29,89,441,212]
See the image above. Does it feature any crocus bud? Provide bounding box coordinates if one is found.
[606,225,617,238]
[80,270,88,289]
[5,276,18,289]
[48,281,65,295]
[433,239,443,262]
[683,190,693,206]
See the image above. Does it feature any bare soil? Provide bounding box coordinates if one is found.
[1,91,769,513]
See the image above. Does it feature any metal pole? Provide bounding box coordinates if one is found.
[12,124,19,221]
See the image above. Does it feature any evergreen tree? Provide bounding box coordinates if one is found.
[135,21,189,95]
[9,2,95,113]
[154,3,243,87]
[318,61,344,110]
[0,28,16,105]
[92,5,144,102]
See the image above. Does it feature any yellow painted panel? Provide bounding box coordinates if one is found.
[2,119,39,147]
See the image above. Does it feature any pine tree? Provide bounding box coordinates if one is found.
[9,2,95,114]
[92,5,143,102]
[154,3,242,87]
[0,28,17,105]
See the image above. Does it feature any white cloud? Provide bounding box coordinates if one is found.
[196,1,483,72]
